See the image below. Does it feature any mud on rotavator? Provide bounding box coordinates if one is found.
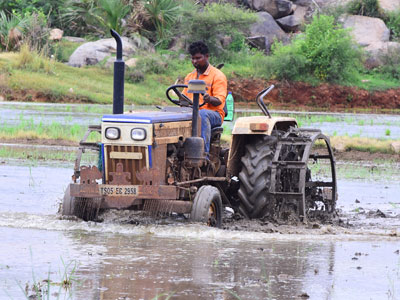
[62,31,337,227]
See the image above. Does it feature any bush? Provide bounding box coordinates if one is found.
[135,54,169,74]
[15,44,54,74]
[258,44,307,81]
[384,10,400,40]
[299,15,362,81]
[181,3,257,58]
[263,15,362,83]
[61,0,130,36]
[346,0,382,18]
[376,47,400,79]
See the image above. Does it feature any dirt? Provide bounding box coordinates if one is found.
[228,79,400,111]
[334,150,400,162]
[94,208,400,238]
[0,85,95,103]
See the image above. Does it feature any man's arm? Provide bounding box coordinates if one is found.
[203,93,221,106]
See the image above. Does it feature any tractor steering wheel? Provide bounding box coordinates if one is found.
[166,84,206,107]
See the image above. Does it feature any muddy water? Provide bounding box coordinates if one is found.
[1,162,399,299]
[2,102,400,139]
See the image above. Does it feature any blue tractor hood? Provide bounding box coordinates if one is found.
[102,111,193,124]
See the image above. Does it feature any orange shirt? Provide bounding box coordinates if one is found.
[183,64,227,123]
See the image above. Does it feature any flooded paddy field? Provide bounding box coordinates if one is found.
[1,102,400,299]
[2,101,400,140]
[0,160,399,300]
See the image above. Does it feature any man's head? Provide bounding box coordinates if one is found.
[188,41,209,71]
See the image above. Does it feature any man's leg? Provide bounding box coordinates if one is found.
[199,109,222,155]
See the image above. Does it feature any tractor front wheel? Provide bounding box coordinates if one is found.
[190,185,222,228]
[61,185,100,221]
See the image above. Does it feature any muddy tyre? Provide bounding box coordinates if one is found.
[237,135,277,218]
[190,185,222,228]
[62,185,100,221]
[62,185,76,216]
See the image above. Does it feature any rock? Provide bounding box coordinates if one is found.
[378,0,400,13]
[248,12,288,52]
[341,15,390,47]
[390,141,400,154]
[276,12,304,32]
[248,0,293,18]
[220,35,233,48]
[125,58,138,68]
[365,41,400,68]
[0,95,4,101]
[68,37,152,67]
[49,28,63,41]
[63,36,86,43]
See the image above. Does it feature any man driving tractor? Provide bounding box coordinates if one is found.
[183,41,228,156]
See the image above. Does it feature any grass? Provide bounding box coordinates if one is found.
[309,159,400,181]
[2,45,400,107]
[330,136,398,154]
[0,51,193,105]
[0,117,100,142]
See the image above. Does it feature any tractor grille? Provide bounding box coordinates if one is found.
[105,145,147,184]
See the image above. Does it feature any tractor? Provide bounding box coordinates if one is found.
[62,31,337,227]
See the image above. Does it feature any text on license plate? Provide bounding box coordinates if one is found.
[99,185,138,196]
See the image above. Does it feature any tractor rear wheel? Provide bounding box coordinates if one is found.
[237,135,277,219]
[190,185,222,228]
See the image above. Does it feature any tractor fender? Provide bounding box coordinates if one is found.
[231,116,297,135]
[227,116,297,177]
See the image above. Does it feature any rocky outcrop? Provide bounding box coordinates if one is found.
[365,41,400,68]
[248,12,288,52]
[68,37,153,67]
[276,5,308,31]
[340,15,395,67]
[378,0,400,13]
[341,15,390,46]
[247,0,293,18]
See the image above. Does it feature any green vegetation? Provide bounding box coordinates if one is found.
[259,15,362,83]
[310,159,400,181]
[0,116,99,142]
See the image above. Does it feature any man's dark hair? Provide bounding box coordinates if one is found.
[188,41,209,56]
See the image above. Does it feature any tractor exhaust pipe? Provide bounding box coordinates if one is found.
[110,29,124,114]
[184,80,206,166]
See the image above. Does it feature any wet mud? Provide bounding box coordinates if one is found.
[1,161,400,299]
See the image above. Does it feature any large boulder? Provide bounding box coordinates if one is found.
[341,15,390,47]
[378,0,400,13]
[247,0,293,18]
[365,41,400,68]
[248,12,288,52]
[276,5,308,31]
[68,37,153,67]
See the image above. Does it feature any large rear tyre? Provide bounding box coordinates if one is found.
[190,185,222,228]
[237,135,277,219]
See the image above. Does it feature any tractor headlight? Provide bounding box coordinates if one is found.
[105,127,120,140]
[131,128,146,141]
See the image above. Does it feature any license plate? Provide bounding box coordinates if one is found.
[99,185,139,196]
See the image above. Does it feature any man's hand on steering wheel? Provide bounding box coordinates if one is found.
[166,84,206,107]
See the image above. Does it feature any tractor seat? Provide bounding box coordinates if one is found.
[211,126,224,142]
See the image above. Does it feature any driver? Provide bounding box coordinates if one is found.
[183,41,228,156]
